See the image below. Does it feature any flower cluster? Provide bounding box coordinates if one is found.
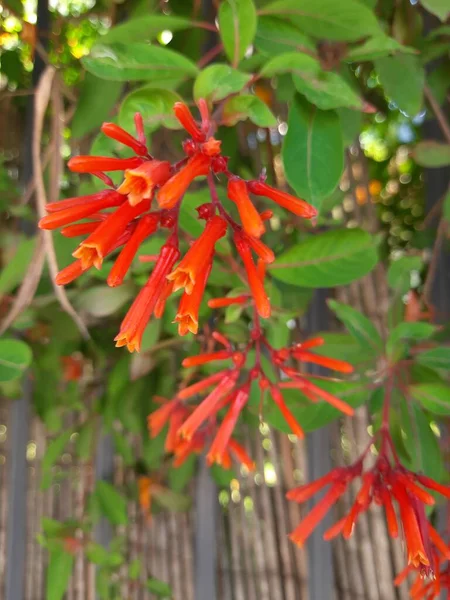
[147,299,354,470]
[39,101,317,352]
[286,428,450,580]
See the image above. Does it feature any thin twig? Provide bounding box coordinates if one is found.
[424,84,450,144]
[32,66,90,340]
[0,234,46,335]
[423,218,448,305]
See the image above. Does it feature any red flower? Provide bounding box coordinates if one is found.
[234,232,271,319]
[157,153,211,209]
[72,197,151,269]
[100,122,148,155]
[173,102,205,142]
[247,180,317,218]
[167,215,227,294]
[38,190,126,230]
[68,155,143,173]
[287,450,450,578]
[173,259,212,335]
[227,177,265,239]
[107,213,160,287]
[208,295,249,309]
[206,385,250,467]
[177,370,239,441]
[117,160,171,206]
[115,242,180,352]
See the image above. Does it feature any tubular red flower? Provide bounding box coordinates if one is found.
[168,216,227,294]
[72,198,150,269]
[227,439,255,471]
[248,180,317,219]
[61,219,103,238]
[296,337,325,350]
[157,153,211,209]
[286,469,345,503]
[107,214,160,287]
[45,190,121,213]
[208,295,249,309]
[173,259,212,335]
[55,260,85,286]
[68,156,143,173]
[147,398,179,438]
[429,525,450,561]
[292,349,354,374]
[182,350,232,368]
[394,473,436,506]
[153,281,174,319]
[228,178,265,239]
[234,233,271,319]
[289,482,347,547]
[134,112,146,145]
[270,385,304,439]
[415,474,450,499]
[244,235,275,264]
[177,370,227,400]
[101,122,148,155]
[206,386,250,467]
[323,517,346,541]
[283,376,354,416]
[177,370,239,441]
[114,242,180,352]
[117,160,171,206]
[173,102,205,142]
[381,487,398,538]
[39,191,126,230]
[392,482,432,572]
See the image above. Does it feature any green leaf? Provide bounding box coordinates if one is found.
[95,481,128,525]
[0,236,37,295]
[327,299,383,354]
[444,188,450,224]
[261,0,382,41]
[412,141,450,168]
[410,383,450,416]
[387,255,423,294]
[254,16,315,56]
[71,74,122,139]
[421,0,449,21]
[85,542,124,567]
[346,35,416,62]
[76,421,95,461]
[129,559,142,580]
[42,430,73,479]
[210,463,235,487]
[112,431,134,466]
[146,577,172,598]
[261,53,363,110]
[375,55,424,116]
[222,94,277,127]
[338,108,362,146]
[46,549,74,600]
[218,0,257,65]
[0,338,32,382]
[271,229,378,287]
[76,284,135,318]
[152,486,192,512]
[416,347,450,371]
[140,319,161,352]
[101,15,192,44]
[193,64,251,103]
[400,403,445,482]
[282,97,344,208]
[118,87,182,134]
[168,454,197,492]
[82,43,198,83]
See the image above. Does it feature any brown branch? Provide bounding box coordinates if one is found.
[424,84,450,144]
[32,66,90,340]
[423,217,448,305]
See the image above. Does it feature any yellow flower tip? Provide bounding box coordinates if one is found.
[73,244,103,270]
[167,268,195,294]
[117,169,153,207]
